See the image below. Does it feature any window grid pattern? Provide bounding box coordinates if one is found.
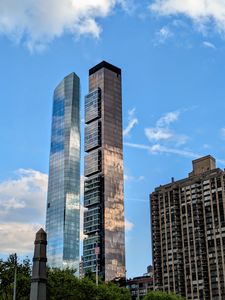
[151,161,225,300]
[46,73,80,272]
[85,88,101,124]
[83,64,125,281]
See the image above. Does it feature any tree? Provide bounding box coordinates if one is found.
[47,268,80,299]
[47,268,131,300]
[143,290,186,300]
[0,254,131,300]
[0,254,31,300]
[97,281,131,300]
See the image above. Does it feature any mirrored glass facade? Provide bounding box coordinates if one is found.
[46,73,80,272]
[83,61,125,281]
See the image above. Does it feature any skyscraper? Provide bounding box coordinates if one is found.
[151,155,225,300]
[46,73,80,271]
[83,61,125,281]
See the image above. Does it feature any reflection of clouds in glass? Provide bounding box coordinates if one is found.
[66,193,80,210]
[103,143,125,278]
[46,73,80,270]
[70,128,80,150]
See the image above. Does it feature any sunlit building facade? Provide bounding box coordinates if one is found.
[83,61,125,281]
[151,155,225,300]
[46,73,80,271]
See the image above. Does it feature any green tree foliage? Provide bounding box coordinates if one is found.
[0,254,31,300]
[47,268,131,300]
[97,281,131,300]
[0,255,131,300]
[0,255,185,300]
[143,290,186,300]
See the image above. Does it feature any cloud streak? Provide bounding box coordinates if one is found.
[124,142,200,159]
[125,142,225,166]
[203,41,216,49]
[0,0,131,51]
[123,108,138,137]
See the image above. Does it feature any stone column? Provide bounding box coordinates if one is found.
[30,228,47,300]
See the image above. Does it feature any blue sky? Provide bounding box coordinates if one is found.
[1,0,225,278]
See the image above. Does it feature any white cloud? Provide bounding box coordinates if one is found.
[124,174,134,181]
[1,198,26,210]
[145,110,188,145]
[156,111,180,127]
[0,170,88,254]
[0,223,42,254]
[125,219,134,231]
[0,169,48,254]
[123,107,138,137]
[150,0,225,35]
[125,142,225,166]
[117,0,136,14]
[150,144,199,158]
[0,169,48,223]
[0,0,131,51]
[123,119,138,137]
[145,127,173,141]
[124,173,145,182]
[124,142,200,159]
[203,41,216,49]
[156,26,173,43]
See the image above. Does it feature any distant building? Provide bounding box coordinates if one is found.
[126,275,153,300]
[46,73,80,271]
[144,265,153,277]
[151,155,225,300]
[83,61,125,281]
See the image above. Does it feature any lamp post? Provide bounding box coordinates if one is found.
[96,250,98,287]
[13,253,17,300]
[95,233,100,286]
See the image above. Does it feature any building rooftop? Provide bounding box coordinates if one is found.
[89,61,121,76]
[189,155,216,177]
[152,155,221,192]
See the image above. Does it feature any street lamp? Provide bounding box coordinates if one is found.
[13,253,17,300]
[95,232,100,286]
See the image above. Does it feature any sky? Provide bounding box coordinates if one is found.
[1,0,225,278]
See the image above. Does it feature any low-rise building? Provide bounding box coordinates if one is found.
[126,268,153,300]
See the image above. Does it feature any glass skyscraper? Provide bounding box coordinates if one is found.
[83,61,126,281]
[46,73,80,271]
